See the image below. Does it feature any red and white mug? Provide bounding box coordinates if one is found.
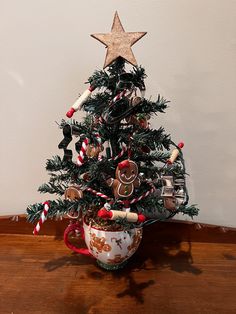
[64,219,143,269]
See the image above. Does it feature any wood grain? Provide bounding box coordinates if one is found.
[0,231,236,313]
[1,215,236,243]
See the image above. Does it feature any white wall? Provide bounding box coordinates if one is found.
[1,0,236,227]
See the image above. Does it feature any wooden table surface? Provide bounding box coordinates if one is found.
[0,229,236,314]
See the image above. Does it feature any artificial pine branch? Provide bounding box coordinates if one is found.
[83,92,111,114]
[38,182,65,196]
[27,199,79,223]
[87,70,110,89]
[46,155,65,172]
[134,151,170,163]
[107,57,126,76]
[133,96,169,116]
[131,127,171,151]
[48,172,71,184]
[130,66,147,85]
[176,205,199,218]
[27,58,198,225]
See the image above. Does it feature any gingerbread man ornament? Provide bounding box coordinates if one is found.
[107,160,141,199]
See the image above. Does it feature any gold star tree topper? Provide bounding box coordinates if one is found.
[91,12,147,68]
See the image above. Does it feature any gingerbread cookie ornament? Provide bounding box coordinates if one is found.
[126,113,150,129]
[107,160,141,198]
[65,186,83,200]
[86,143,104,158]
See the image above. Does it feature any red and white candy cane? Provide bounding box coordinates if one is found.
[85,187,111,201]
[33,201,50,235]
[77,133,103,166]
[130,183,156,204]
[98,155,103,161]
[94,132,102,146]
[112,89,127,103]
[110,143,127,161]
[130,185,156,204]
[77,137,90,166]
[66,85,96,118]
[120,184,155,211]
[85,183,155,208]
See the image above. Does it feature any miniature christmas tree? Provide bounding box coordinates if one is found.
[27,12,198,235]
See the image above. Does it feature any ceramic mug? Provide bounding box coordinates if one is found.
[64,219,143,270]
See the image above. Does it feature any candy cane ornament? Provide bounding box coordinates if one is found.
[85,182,155,206]
[110,143,127,161]
[98,155,103,161]
[77,133,103,166]
[66,85,96,118]
[33,201,50,235]
[94,132,102,146]
[85,187,111,201]
[77,137,90,166]
[130,187,155,204]
[112,89,127,103]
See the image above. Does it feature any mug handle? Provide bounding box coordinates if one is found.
[64,223,92,257]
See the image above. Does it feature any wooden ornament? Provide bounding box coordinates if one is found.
[131,96,142,107]
[167,142,184,164]
[163,197,176,211]
[125,115,138,125]
[106,160,141,199]
[64,186,83,200]
[98,208,146,223]
[167,149,179,164]
[91,12,146,68]
[126,111,150,129]
[86,144,103,158]
[79,172,91,182]
[66,86,95,118]
[138,117,149,129]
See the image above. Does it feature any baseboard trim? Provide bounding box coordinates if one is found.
[0,214,235,243]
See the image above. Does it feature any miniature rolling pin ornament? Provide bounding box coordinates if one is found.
[66,85,96,118]
[98,203,146,223]
[167,142,184,164]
